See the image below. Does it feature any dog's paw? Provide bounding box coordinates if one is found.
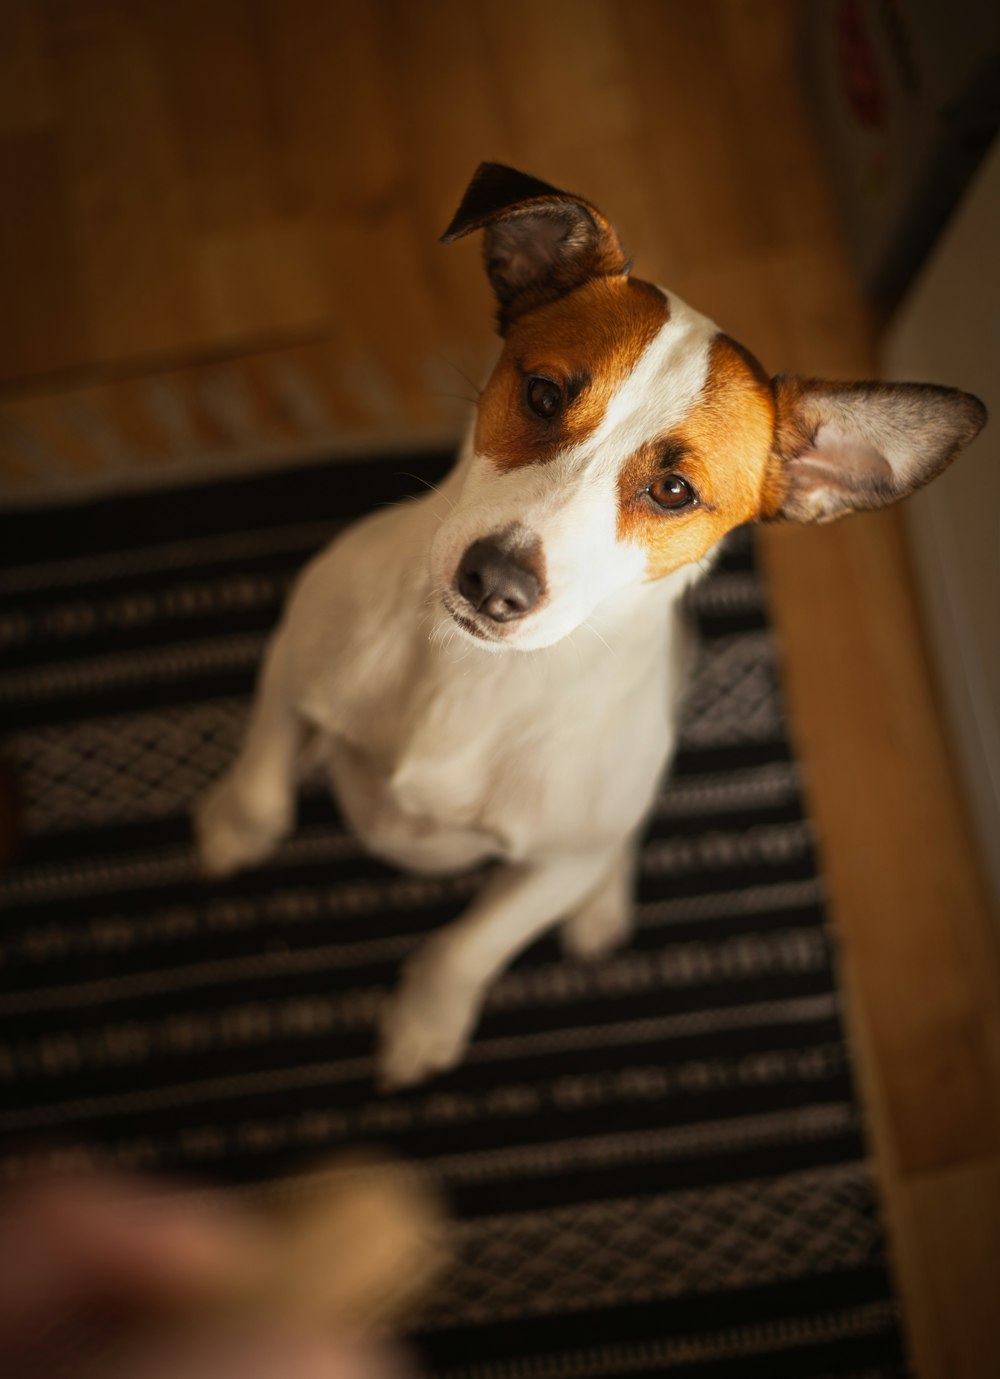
[562,884,633,961]
[377,947,482,1092]
[194,777,289,878]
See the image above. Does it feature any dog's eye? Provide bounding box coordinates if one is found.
[524,376,563,420]
[648,473,697,511]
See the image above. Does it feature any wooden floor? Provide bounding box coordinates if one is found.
[2,3,999,1374]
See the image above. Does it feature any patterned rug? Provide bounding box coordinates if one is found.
[0,456,907,1378]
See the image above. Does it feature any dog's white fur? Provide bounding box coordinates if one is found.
[195,165,986,1090]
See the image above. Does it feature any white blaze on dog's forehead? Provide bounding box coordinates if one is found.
[585,291,719,471]
[448,292,717,537]
[542,458,647,613]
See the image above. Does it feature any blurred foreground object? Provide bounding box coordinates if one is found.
[0,1159,446,1378]
[220,1155,448,1329]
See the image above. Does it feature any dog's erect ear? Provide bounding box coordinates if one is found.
[769,376,987,523]
[441,162,628,332]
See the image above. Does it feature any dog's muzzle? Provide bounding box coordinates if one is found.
[455,538,541,623]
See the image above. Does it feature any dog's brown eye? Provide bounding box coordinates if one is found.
[525,376,563,420]
[648,473,697,511]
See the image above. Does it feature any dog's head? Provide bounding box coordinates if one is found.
[431,163,986,651]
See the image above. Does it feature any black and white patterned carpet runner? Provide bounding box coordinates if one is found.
[0,456,906,1377]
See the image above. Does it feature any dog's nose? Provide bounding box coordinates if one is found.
[456,539,540,622]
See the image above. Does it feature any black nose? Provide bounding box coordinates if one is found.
[455,539,541,622]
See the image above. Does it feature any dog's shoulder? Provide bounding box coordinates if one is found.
[280,499,434,725]
[290,501,423,621]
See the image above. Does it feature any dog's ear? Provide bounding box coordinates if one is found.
[768,376,987,523]
[441,162,628,332]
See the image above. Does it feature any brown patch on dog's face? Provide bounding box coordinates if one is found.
[616,334,778,579]
[474,276,670,470]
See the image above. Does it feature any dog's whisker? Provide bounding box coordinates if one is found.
[431,353,484,400]
[373,496,423,515]
[396,472,457,515]
[522,644,549,691]
[581,619,617,659]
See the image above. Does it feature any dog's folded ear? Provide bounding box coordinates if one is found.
[768,376,987,523]
[441,162,628,332]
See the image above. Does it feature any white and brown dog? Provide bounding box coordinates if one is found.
[196,163,986,1090]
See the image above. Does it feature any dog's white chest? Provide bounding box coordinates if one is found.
[322,671,533,873]
[323,732,501,874]
[317,618,681,876]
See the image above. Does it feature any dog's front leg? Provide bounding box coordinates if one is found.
[195,630,300,877]
[377,848,620,1090]
[562,838,638,960]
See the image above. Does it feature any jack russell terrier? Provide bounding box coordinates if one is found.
[196,163,986,1091]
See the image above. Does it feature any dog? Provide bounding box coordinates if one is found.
[195,162,986,1091]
